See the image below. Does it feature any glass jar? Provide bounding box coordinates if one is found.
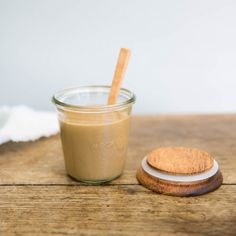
[52,85,136,184]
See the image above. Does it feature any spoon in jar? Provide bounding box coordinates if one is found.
[108,48,131,105]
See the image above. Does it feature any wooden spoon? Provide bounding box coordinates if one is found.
[108,48,131,105]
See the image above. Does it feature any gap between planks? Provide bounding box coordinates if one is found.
[0,183,235,187]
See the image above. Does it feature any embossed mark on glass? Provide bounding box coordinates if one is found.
[52,86,135,184]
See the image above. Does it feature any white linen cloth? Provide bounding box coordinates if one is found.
[0,105,59,145]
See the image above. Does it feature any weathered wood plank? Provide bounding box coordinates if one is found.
[0,115,236,185]
[0,185,235,236]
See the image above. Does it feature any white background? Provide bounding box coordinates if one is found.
[0,0,236,114]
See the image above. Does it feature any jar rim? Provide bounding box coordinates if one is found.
[52,85,136,112]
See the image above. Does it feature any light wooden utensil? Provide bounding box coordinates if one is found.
[108,48,131,105]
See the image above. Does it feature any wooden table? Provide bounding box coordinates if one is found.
[0,115,236,235]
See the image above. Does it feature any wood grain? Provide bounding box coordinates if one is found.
[0,115,236,185]
[137,167,223,197]
[0,185,236,236]
[0,115,236,235]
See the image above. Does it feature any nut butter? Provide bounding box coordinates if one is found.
[52,86,135,183]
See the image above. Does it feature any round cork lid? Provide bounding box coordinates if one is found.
[147,147,214,175]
